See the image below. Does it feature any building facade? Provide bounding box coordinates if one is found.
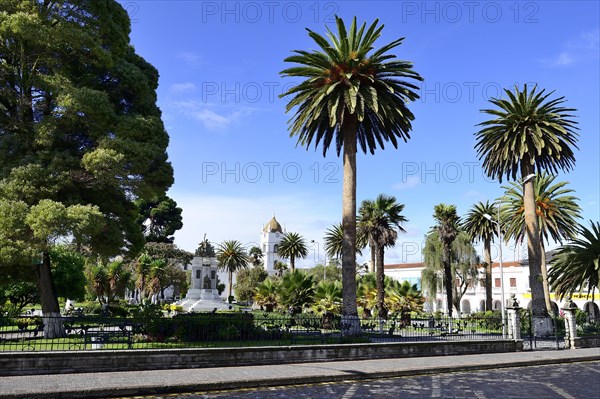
[385,259,600,318]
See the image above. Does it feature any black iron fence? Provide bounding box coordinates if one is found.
[0,312,506,352]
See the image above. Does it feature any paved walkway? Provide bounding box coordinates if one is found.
[1,348,599,399]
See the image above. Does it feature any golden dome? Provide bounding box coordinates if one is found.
[263,216,283,233]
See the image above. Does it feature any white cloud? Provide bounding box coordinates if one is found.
[165,100,257,130]
[541,29,600,67]
[392,176,420,190]
[169,82,197,94]
[176,52,204,67]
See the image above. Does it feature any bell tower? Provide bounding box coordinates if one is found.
[260,216,284,275]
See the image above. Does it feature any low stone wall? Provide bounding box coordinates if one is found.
[573,336,600,348]
[0,340,521,376]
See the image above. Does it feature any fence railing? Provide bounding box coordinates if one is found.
[0,313,505,352]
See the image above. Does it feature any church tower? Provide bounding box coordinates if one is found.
[260,216,284,275]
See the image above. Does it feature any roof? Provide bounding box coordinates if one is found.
[384,261,523,271]
[263,216,283,233]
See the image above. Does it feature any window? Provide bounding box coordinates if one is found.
[510,278,517,288]
[494,278,501,288]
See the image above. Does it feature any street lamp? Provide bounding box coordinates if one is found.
[310,240,325,281]
[484,173,535,339]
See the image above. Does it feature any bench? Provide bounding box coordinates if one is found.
[84,329,132,349]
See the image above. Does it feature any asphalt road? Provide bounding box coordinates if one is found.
[130,361,600,399]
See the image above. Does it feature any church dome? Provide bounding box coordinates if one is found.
[263,216,283,233]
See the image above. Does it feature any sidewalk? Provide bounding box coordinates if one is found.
[1,348,598,399]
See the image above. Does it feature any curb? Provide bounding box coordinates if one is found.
[1,354,598,399]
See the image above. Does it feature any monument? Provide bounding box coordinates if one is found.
[177,256,230,312]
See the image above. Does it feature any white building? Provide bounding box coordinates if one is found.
[385,258,600,318]
[260,216,285,275]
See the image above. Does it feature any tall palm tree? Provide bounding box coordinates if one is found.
[432,204,460,316]
[548,221,600,300]
[462,201,497,311]
[277,232,308,272]
[501,173,582,314]
[475,84,579,332]
[280,16,422,325]
[216,240,249,299]
[358,194,407,318]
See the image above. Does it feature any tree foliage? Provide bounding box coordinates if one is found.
[277,232,308,272]
[136,196,183,243]
[0,1,173,335]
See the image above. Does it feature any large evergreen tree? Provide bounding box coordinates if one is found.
[0,1,173,336]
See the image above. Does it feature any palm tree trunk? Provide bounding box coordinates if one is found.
[228,270,233,299]
[442,243,453,317]
[33,251,65,338]
[370,244,376,273]
[376,245,386,318]
[484,239,492,311]
[341,116,360,334]
[290,255,295,272]
[540,241,554,315]
[521,162,551,335]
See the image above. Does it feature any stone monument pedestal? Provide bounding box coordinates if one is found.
[177,257,230,312]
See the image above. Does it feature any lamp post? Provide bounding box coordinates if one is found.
[485,173,535,339]
[310,240,324,281]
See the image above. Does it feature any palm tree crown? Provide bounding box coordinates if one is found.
[475,84,579,182]
[501,173,581,245]
[548,221,600,300]
[216,240,249,298]
[280,16,423,156]
[277,232,308,272]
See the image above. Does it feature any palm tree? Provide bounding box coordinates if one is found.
[548,221,600,300]
[358,194,407,318]
[216,240,249,299]
[323,223,367,260]
[107,260,131,303]
[254,278,279,312]
[280,16,422,326]
[385,279,424,319]
[135,253,152,302]
[462,201,497,311]
[357,273,378,318]
[277,232,308,272]
[432,204,460,316]
[273,260,288,277]
[278,270,315,315]
[313,280,343,315]
[248,246,263,267]
[475,84,579,331]
[501,173,582,314]
[147,259,167,301]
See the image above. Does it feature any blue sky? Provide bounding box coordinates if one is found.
[119,1,599,266]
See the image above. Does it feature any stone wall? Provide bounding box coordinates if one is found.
[0,340,521,376]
